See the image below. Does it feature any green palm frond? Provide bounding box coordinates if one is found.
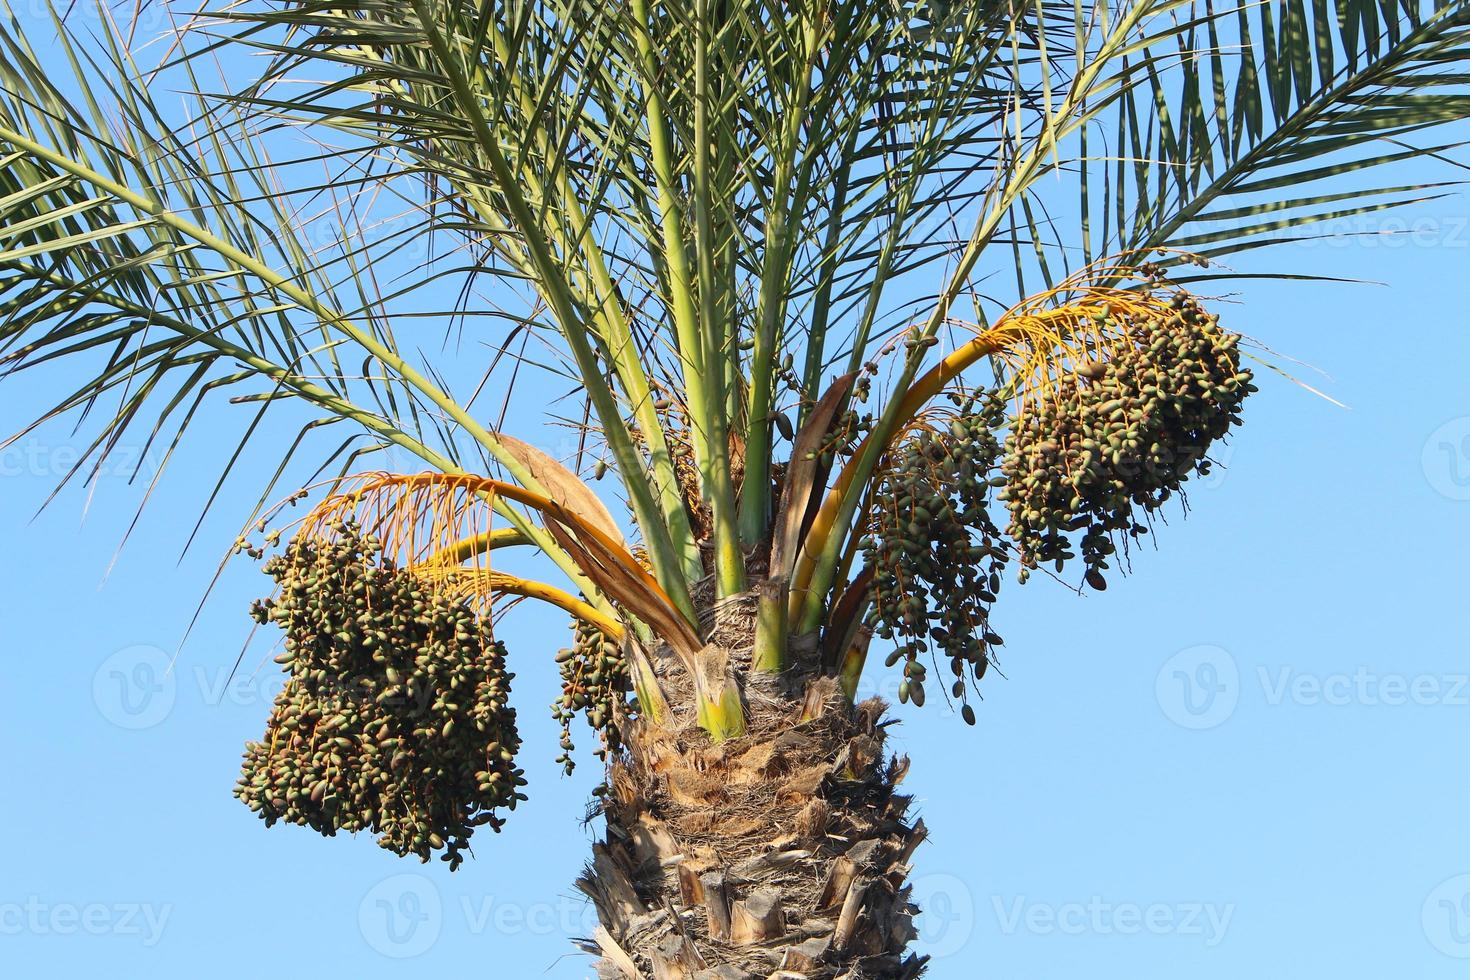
[3,0,1468,633]
[190,0,1054,556]
[1047,0,1470,280]
[0,5,603,595]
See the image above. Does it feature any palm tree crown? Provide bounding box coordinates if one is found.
[3,0,1468,973]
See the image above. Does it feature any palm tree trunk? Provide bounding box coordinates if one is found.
[577,597,929,979]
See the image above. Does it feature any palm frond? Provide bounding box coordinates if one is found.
[4,0,1468,640]
[0,4,601,593]
[1060,0,1470,276]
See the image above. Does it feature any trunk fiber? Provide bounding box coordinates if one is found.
[577,595,929,979]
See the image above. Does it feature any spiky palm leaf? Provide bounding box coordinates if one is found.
[3,0,1468,972]
[3,0,1466,753]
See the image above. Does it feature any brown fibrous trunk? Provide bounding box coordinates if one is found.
[576,586,930,979]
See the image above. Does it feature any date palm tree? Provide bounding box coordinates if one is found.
[4,1,1469,974]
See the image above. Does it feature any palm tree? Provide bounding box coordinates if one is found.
[3,0,1468,974]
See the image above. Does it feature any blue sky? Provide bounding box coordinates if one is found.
[5,16,1470,980]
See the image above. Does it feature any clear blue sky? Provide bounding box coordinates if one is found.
[4,23,1470,980]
